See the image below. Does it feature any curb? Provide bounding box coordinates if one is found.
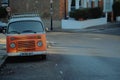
[0,55,7,69]
[0,45,7,69]
[0,44,7,69]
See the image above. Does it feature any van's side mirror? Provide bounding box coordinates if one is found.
[2,29,6,34]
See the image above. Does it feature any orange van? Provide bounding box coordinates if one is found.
[6,14,47,58]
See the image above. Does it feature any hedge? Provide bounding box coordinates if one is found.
[70,7,102,20]
[113,1,120,16]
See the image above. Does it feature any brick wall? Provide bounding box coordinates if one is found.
[59,0,68,19]
[9,0,60,20]
[0,0,68,20]
[0,0,113,21]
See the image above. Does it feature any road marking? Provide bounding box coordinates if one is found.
[93,38,102,40]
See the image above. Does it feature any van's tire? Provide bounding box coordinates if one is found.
[41,54,46,60]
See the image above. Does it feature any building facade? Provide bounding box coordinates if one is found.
[0,0,114,20]
[59,0,114,19]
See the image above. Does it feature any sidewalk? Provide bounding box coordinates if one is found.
[0,34,7,69]
[60,22,120,32]
[42,19,120,32]
[0,50,7,68]
[84,21,120,30]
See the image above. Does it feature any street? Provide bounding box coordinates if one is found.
[0,29,120,80]
[0,0,120,79]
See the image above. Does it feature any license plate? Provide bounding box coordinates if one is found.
[20,52,33,56]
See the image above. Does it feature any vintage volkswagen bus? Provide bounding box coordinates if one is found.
[6,14,47,58]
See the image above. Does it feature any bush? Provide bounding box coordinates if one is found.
[0,7,8,18]
[88,7,102,19]
[69,7,102,20]
[69,11,74,18]
[112,1,120,16]
[70,9,88,20]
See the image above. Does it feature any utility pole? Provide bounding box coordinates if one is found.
[50,0,53,31]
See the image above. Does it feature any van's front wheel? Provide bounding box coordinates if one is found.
[41,54,46,60]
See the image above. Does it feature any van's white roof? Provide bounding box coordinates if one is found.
[9,14,42,23]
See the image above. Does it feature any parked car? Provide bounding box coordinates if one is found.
[0,21,7,33]
[6,14,47,59]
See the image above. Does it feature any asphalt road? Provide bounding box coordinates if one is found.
[0,30,120,80]
[47,32,120,80]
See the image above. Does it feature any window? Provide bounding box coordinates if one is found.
[71,0,76,11]
[8,21,44,34]
[79,0,81,7]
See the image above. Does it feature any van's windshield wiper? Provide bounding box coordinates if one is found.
[22,30,36,33]
[9,31,20,34]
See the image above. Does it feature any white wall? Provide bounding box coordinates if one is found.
[117,16,120,21]
[62,18,107,29]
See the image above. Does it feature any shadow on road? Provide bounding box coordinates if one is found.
[5,55,47,63]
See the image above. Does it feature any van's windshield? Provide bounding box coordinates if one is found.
[7,21,44,34]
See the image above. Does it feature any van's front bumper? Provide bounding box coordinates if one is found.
[7,51,47,56]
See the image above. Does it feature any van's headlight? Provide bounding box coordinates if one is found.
[10,43,16,48]
[37,41,42,47]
